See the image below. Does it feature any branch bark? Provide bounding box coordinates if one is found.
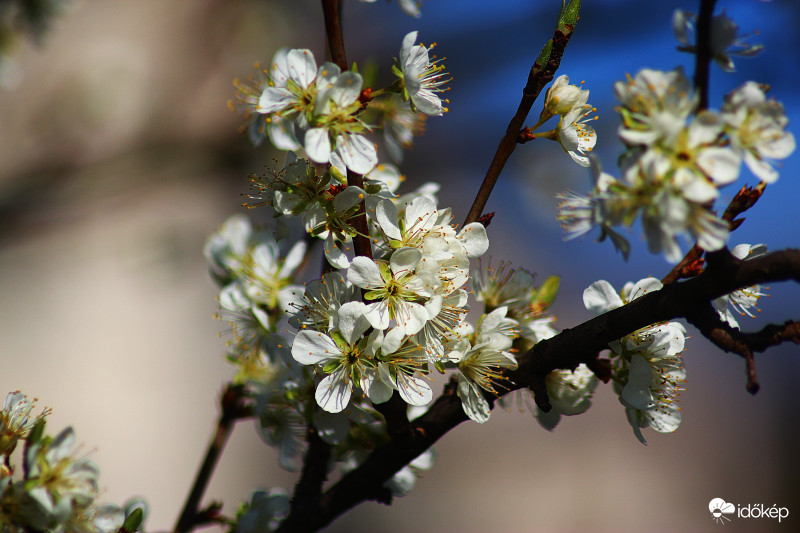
[276,248,800,532]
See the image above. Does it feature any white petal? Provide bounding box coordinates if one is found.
[338,301,371,345]
[282,240,308,276]
[697,147,741,185]
[457,376,490,423]
[287,49,318,88]
[396,373,433,406]
[620,355,655,410]
[335,134,378,175]
[329,71,363,108]
[324,235,351,269]
[364,368,394,404]
[397,301,429,335]
[457,222,489,257]
[332,186,366,213]
[364,301,391,330]
[399,32,419,69]
[258,87,295,114]
[347,256,384,289]
[292,331,339,365]
[376,200,402,241]
[583,280,623,314]
[390,247,422,276]
[304,127,332,164]
[316,372,351,413]
[382,327,406,354]
[268,116,301,151]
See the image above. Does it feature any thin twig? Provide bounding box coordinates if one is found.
[462,19,576,227]
[662,184,766,285]
[693,0,718,111]
[174,385,251,533]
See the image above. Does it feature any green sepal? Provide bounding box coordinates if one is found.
[350,61,359,73]
[388,239,404,249]
[378,262,393,283]
[121,508,144,533]
[330,165,347,185]
[363,289,383,301]
[330,330,350,352]
[536,275,561,309]
[391,63,404,81]
[351,367,362,389]
[433,360,447,374]
[26,418,46,447]
[323,360,342,374]
[364,182,383,195]
[361,60,380,87]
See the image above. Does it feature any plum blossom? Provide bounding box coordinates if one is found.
[673,9,763,72]
[583,278,687,444]
[396,31,450,116]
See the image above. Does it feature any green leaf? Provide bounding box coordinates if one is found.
[533,39,553,75]
[121,508,144,533]
[558,0,581,30]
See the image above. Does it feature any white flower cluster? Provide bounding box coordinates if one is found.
[231,32,449,167]
[0,391,140,532]
[558,66,794,261]
[583,279,687,445]
[526,74,598,167]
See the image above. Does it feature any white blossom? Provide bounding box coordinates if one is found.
[673,9,763,72]
[722,81,796,183]
[713,244,768,328]
[397,31,450,116]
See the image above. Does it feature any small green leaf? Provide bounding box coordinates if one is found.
[533,39,553,75]
[558,0,581,30]
[389,239,404,249]
[121,508,144,533]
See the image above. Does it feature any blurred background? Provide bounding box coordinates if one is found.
[1,0,799,531]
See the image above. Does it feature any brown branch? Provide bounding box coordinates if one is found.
[321,0,347,70]
[693,0,718,111]
[174,384,252,533]
[662,183,766,285]
[275,248,800,532]
[462,17,577,227]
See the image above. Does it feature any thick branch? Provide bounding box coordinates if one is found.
[276,248,800,532]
